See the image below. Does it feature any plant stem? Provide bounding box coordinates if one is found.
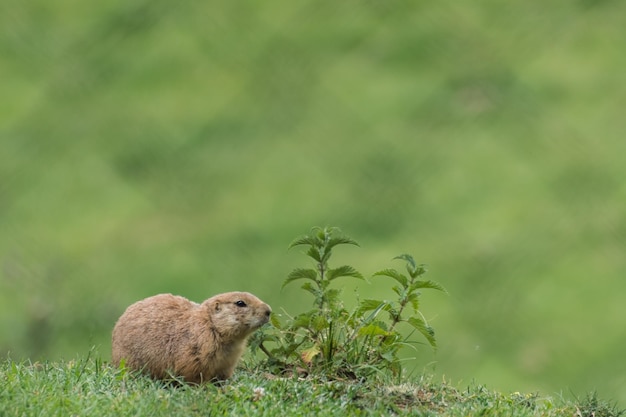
[388,299,407,334]
[317,258,326,311]
[259,342,273,359]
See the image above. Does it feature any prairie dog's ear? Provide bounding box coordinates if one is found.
[214,302,221,312]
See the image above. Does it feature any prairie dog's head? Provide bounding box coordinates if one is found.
[204,292,271,339]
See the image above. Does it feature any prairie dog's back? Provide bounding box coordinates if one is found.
[111,294,195,374]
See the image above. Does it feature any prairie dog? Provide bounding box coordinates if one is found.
[111,292,271,383]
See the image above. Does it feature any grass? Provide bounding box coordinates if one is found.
[0,354,591,417]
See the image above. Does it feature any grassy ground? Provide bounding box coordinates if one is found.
[2,354,610,417]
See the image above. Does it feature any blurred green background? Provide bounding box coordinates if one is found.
[1,0,625,406]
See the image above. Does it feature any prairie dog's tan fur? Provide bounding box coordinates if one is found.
[111,292,271,383]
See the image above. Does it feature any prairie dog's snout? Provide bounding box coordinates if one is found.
[209,292,271,333]
[250,303,272,328]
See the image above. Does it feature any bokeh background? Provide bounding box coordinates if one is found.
[1,0,625,406]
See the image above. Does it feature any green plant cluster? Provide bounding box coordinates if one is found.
[250,227,446,379]
[575,392,625,417]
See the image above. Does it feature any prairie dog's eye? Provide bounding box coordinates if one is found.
[235,300,247,307]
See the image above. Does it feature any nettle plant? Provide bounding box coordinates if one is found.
[251,227,445,379]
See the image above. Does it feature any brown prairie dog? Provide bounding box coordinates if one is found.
[111,292,271,383]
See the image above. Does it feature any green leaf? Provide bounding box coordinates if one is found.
[315,226,330,240]
[407,316,437,350]
[327,265,364,281]
[283,268,318,288]
[394,253,417,271]
[358,299,387,313]
[380,350,397,363]
[284,339,307,357]
[288,235,319,249]
[391,285,404,298]
[406,292,420,312]
[358,323,392,337]
[327,236,360,250]
[409,280,447,293]
[312,315,328,331]
[387,306,401,323]
[301,282,320,298]
[413,264,427,278]
[270,313,283,330]
[306,246,323,262]
[324,288,342,307]
[292,311,315,329]
[373,268,408,287]
[258,333,281,344]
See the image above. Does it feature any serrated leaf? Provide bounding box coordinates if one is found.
[306,246,323,262]
[407,292,420,311]
[373,268,408,287]
[409,280,447,293]
[312,314,328,331]
[327,236,360,250]
[301,282,320,298]
[324,288,341,307]
[358,299,386,313]
[394,253,417,270]
[283,268,318,288]
[301,346,321,364]
[315,226,329,240]
[391,285,404,298]
[288,235,319,249]
[412,264,427,278]
[292,311,315,329]
[407,316,437,350]
[327,265,364,281]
